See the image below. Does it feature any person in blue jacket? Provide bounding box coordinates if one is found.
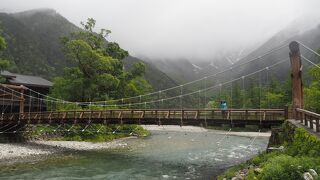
[220,100,227,110]
[220,100,227,119]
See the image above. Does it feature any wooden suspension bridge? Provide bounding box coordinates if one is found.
[0,41,319,133]
[0,109,286,128]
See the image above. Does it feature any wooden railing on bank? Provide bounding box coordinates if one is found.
[296,108,320,132]
[0,109,285,127]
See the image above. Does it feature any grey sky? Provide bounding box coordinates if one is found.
[1,0,320,60]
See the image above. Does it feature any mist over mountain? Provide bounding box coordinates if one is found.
[232,15,320,81]
[143,15,320,85]
[0,9,177,90]
[2,0,319,62]
[142,46,255,84]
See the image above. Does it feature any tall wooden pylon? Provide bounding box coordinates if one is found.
[289,41,303,119]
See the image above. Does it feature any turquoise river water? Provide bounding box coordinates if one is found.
[0,130,269,179]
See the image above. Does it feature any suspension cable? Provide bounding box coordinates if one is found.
[91,58,289,108]
[301,55,320,69]
[22,44,288,105]
[247,129,261,148]
[0,58,289,108]
[298,41,320,58]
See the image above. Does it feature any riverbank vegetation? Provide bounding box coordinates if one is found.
[218,121,320,179]
[26,124,149,142]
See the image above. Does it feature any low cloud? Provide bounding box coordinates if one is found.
[1,0,320,61]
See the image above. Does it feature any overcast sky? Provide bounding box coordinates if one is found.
[1,0,320,61]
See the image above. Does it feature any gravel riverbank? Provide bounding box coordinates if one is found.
[143,125,271,137]
[33,137,134,151]
[0,143,54,160]
[0,137,135,164]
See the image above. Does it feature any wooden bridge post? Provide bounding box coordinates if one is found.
[181,110,184,126]
[289,41,304,120]
[284,106,289,120]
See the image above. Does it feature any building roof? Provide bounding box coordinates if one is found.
[1,71,53,88]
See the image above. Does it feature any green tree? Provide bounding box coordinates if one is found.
[207,100,219,108]
[245,80,262,108]
[0,28,10,82]
[105,42,128,60]
[303,49,320,112]
[51,18,151,102]
[268,77,282,94]
[260,76,289,108]
[304,52,320,112]
[231,82,242,108]
[261,92,284,108]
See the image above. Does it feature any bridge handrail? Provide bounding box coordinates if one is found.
[1,109,285,117]
[15,108,285,113]
[296,108,320,118]
[295,108,320,132]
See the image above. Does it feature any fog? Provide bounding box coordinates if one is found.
[1,0,320,61]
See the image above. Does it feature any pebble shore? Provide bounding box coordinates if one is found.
[0,137,135,163]
[143,125,271,137]
[0,143,54,160]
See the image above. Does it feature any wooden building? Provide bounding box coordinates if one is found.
[0,71,53,113]
[1,71,52,94]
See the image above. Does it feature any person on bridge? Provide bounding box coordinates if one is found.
[220,101,227,110]
[220,100,228,119]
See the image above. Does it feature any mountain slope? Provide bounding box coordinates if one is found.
[12,9,79,74]
[123,56,178,91]
[0,9,177,90]
[149,59,202,83]
[0,12,53,76]
[143,48,251,85]
[233,17,320,81]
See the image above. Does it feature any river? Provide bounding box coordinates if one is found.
[0,130,269,179]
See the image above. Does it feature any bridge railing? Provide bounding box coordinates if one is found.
[296,108,320,132]
[0,109,285,126]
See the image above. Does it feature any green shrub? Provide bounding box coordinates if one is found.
[250,151,281,166]
[286,128,320,157]
[217,163,248,180]
[249,155,320,180]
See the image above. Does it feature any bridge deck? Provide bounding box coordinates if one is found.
[1,109,285,127]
